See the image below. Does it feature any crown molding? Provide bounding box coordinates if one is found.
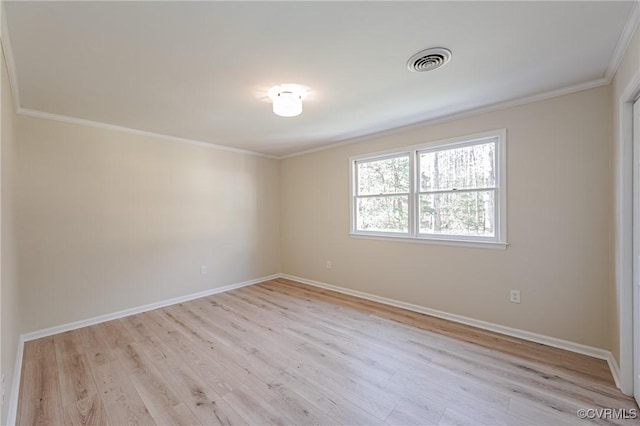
[1,1,21,110]
[278,77,609,160]
[16,108,278,159]
[605,1,640,82]
[1,0,633,160]
[2,5,275,160]
[277,2,640,161]
[12,77,611,161]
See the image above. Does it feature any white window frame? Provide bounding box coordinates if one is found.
[350,129,507,249]
[352,151,413,236]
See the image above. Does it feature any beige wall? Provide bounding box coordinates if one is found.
[281,85,612,349]
[611,23,640,368]
[1,43,20,425]
[16,116,281,333]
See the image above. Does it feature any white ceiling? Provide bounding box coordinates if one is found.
[3,1,636,157]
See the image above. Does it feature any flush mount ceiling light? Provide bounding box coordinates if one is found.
[268,84,308,117]
[407,47,452,72]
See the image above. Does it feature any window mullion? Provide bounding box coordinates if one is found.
[493,187,499,241]
[408,150,415,237]
[352,161,358,232]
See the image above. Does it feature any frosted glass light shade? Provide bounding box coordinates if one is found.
[273,91,302,117]
[268,84,307,117]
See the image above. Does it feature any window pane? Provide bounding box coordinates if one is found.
[357,156,410,195]
[419,191,495,237]
[419,141,495,191]
[356,196,409,233]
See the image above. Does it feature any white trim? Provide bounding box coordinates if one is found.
[1,8,23,425]
[616,69,640,397]
[280,274,614,363]
[349,130,501,163]
[20,274,279,342]
[280,78,609,160]
[0,0,629,161]
[634,97,640,403]
[1,12,275,161]
[606,2,640,82]
[349,234,508,250]
[8,78,610,163]
[609,346,623,391]
[1,15,274,160]
[0,3,21,112]
[6,271,622,425]
[6,273,279,424]
[5,337,24,426]
[16,108,278,160]
[0,6,612,163]
[281,9,640,163]
[349,129,507,246]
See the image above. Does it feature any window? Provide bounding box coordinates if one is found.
[351,130,507,248]
[355,154,410,233]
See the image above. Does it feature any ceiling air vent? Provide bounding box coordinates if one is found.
[407,47,452,72]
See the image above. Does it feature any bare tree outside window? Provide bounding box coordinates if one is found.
[351,131,505,245]
[356,155,409,233]
[418,142,496,237]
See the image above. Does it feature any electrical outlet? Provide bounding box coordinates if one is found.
[201,266,207,275]
[326,260,332,269]
[510,290,521,304]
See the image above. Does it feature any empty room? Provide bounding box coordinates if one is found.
[1,1,640,425]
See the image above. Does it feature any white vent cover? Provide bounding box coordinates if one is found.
[407,47,452,72]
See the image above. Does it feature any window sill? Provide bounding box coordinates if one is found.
[349,233,508,250]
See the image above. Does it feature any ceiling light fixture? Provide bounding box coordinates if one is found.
[268,84,308,117]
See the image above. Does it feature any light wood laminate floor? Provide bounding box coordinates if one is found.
[17,278,639,425]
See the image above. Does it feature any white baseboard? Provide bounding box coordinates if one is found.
[279,274,615,364]
[5,336,24,426]
[21,274,279,342]
[7,272,623,425]
[608,352,622,389]
[6,273,279,426]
